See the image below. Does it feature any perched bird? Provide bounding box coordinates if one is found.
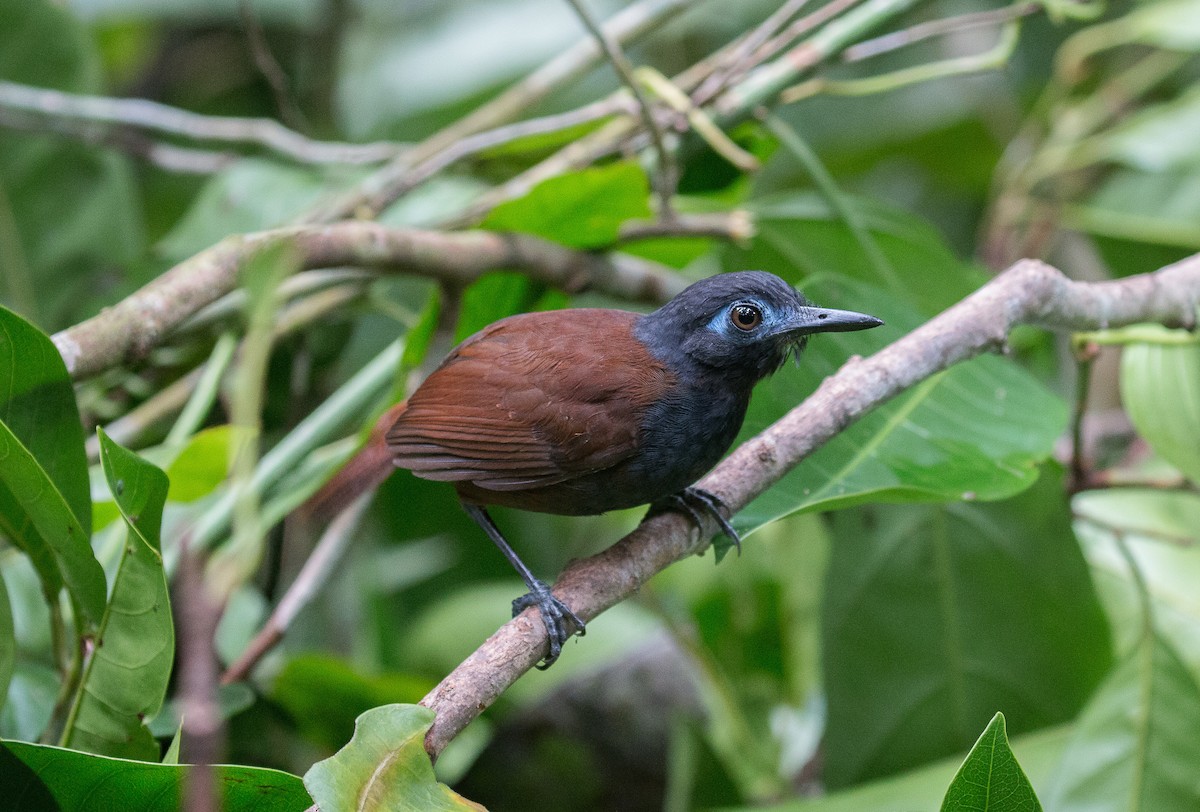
[318,271,881,667]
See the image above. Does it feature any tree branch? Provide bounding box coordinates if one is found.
[0,80,401,166]
[52,223,689,380]
[418,253,1200,759]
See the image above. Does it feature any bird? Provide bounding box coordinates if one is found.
[313,271,882,667]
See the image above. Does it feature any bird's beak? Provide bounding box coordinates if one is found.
[783,306,884,336]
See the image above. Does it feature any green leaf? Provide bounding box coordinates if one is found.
[1121,336,1200,484]
[0,569,12,719]
[734,278,1067,535]
[1043,633,1200,810]
[822,467,1112,787]
[481,161,653,248]
[0,739,311,810]
[61,430,173,760]
[941,713,1042,811]
[165,425,236,503]
[0,306,105,627]
[1073,489,1200,667]
[305,704,485,811]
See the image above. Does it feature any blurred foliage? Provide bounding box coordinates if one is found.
[1,0,1200,810]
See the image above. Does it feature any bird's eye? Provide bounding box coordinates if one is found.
[730,304,762,331]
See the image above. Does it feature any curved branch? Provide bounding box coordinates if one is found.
[418,253,1200,758]
[52,223,689,380]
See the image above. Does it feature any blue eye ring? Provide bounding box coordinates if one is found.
[730,303,763,331]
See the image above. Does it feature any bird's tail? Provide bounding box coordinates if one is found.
[302,400,409,524]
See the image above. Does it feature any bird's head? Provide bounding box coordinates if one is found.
[637,271,883,383]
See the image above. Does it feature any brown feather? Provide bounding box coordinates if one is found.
[386,309,674,502]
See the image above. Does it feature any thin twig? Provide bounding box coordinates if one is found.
[750,0,867,75]
[86,283,363,457]
[565,0,676,217]
[0,106,235,173]
[843,2,1040,62]
[0,80,401,166]
[693,0,816,105]
[239,0,309,132]
[418,253,1200,758]
[616,211,755,243]
[444,0,924,229]
[336,96,632,220]
[1068,341,1098,491]
[53,222,689,380]
[178,538,224,811]
[221,493,372,684]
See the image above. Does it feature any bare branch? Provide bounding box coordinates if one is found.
[693,0,816,105]
[319,96,631,222]
[616,211,755,243]
[842,1,1040,62]
[53,223,689,380]
[0,80,401,166]
[418,253,1200,758]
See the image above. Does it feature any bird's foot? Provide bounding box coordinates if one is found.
[654,487,743,555]
[512,579,586,669]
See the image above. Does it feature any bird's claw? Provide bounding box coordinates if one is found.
[512,579,586,669]
[655,487,743,555]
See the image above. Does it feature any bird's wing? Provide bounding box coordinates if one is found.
[386,309,674,491]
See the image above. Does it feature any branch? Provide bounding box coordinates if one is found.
[418,253,1200,758]
[0,80,401,166]
[52,223,689,380]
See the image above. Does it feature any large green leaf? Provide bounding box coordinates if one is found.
[734,278,1067,536]
[941,713,1042,811]
[0,306,105,626]
[304,704,484,811]
[480,161,653,248]
[0,739,311,810]
[1073,489,1200,672]
[821,467,1112,787]
[60,430,173,760]
[1042,633,1200,811]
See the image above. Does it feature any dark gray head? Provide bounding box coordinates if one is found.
[636,271,883,383]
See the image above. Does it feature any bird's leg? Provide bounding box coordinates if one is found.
[462,503,585,669]
[651,487,743,555]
